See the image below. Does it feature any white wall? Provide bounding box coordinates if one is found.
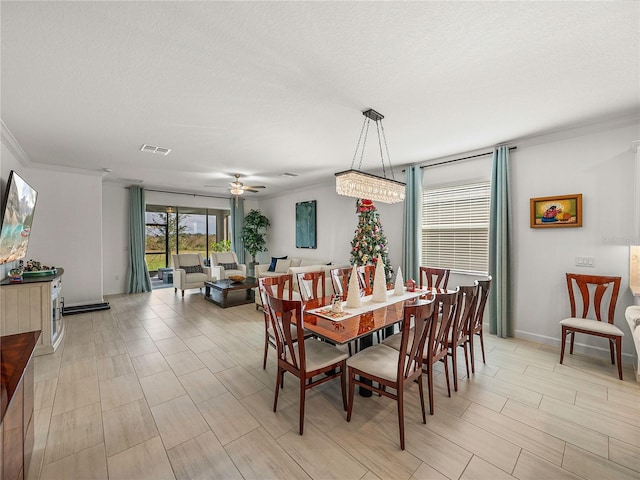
[512,122,638,359]
[1,134,104,306]
[258,182,404,269]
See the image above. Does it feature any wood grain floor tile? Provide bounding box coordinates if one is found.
[106,436,175,480]
[562,443,638,480]
[165,349,206,376]
[409,462,449,480]
[150,394,210,450]
[44,402,104,464]
[103,398,158,457]
[512,451,583,480]
[125,337,159,357]
[215,365,265,399]
[502,399,608,457]
[225,427,312,480]
[178,368,227,404]
[182,335,217,353]
[52,375,100,416]
[198,392,260,445]
[96,353,135,381]
[196,348,238,373]
[155,336,189,356]
[609,438,640,474]
[99,372,144,412]
[39,443,108,480]
[139,369,187,407]
[461,455,516,480]
[131,351,171,378]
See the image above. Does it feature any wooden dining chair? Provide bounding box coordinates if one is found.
[468,277,491,372]
[418,266,450,290]
[258,275,295,369]
[330,266,353,300]
[346,300,435,450]
[356,264,376,295]
[423,290,457,414]
[296,270,326,301]
[447,285,478,391]
[559,273,623,379]
[266,294,348,435]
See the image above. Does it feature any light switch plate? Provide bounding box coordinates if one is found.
[575,256,596,267]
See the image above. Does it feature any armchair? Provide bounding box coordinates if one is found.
[172,253,213,297]
[210,251,247,280]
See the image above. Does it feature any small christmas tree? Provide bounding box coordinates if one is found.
[350,199,394,284]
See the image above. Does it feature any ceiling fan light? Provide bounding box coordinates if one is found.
[230,187,244,195]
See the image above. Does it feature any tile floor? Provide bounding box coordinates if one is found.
[27,288,639,480]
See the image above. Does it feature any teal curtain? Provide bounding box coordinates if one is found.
[489,145,512,337]
[230,197,245,264]
[126,186,152,293]
[402,165,423,282]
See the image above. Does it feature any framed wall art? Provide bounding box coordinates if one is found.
[296,200,317,248]
[530,193,582,228]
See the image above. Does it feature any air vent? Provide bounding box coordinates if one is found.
[140,144,171,155]
[281,172,299,177]
[118,178,144,184]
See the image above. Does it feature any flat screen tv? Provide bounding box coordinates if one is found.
[0,170,38,264]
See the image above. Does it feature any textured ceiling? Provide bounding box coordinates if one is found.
[1,1,638,198]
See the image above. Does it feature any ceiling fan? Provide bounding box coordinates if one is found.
[228,174,265,195]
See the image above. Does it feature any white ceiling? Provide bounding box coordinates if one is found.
[1,1,639,199]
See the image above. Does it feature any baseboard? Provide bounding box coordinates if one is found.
[513,328,635,365]
[63,302,111,315]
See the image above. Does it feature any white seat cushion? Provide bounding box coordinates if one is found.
[382,329,415,352]
[347,344,401,382]
[560,317,624,336]
[286,338,348,371]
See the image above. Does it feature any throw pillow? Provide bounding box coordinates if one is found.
[268,256,287,272]
[183,265,203,274]
[275,259,291,273]
[219,262,238,270]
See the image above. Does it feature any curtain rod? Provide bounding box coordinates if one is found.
[418,146,518,169]
[127,186,230,200]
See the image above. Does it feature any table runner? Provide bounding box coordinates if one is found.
[307,288,428,322]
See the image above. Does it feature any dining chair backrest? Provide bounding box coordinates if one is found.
[259,274,294,303]
[566,273,621,323]
[357,265,375,295]
[419,267,450,290]
[427,290,459,363]
[453,285,479,345]
[265,295,308,370]
[296,270,326,301]
[472,276,492,334]
[398,301,436,381]
[330,267,353,300]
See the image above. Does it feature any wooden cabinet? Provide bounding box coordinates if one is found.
[1,331,40,480]
[0,270,64,356]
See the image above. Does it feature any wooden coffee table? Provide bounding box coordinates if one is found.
[204,277,258,308]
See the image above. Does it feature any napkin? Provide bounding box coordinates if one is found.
[371,254,388,302]
[345,265,362,308]
[394,267,404,296]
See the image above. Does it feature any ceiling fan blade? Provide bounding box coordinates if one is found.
[245,188,260,193]
[245,185,266,189]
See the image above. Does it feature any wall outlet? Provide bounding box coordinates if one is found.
[575,256,596,267]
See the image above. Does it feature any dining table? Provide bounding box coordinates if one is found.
[300,288,441,396]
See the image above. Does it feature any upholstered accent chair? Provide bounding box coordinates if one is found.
[210,251,247,280]
[172,253,212,297]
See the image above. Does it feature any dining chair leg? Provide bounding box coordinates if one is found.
[340,366,348,411]
[417,375,426,424]
[273,367,282,412]
[451,348,458,392]
[262,340,268,369]
[298,378,306,435]
[427,366,435,415]
[569,331,576,354]
[560,326,567,364]
[608,339,616,364]
[616,337,623,380]
[469,336,476,373]
[479,330,486,363]
[397,388,405,450]
[462,343,471,379]
[346,368,356,421]
[442,359,451,397]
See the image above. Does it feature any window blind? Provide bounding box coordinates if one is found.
[421,181,490,274]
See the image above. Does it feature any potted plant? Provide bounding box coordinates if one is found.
[241,209,270,274]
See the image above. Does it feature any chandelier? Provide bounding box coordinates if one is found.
[335,108,405,204]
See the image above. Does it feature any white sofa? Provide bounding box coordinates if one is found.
[172,253,213,297]
[210,251,247,280]
[254,257,347,308]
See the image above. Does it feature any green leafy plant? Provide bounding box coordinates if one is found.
[210,240,232,252]
[241,209,270,263]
